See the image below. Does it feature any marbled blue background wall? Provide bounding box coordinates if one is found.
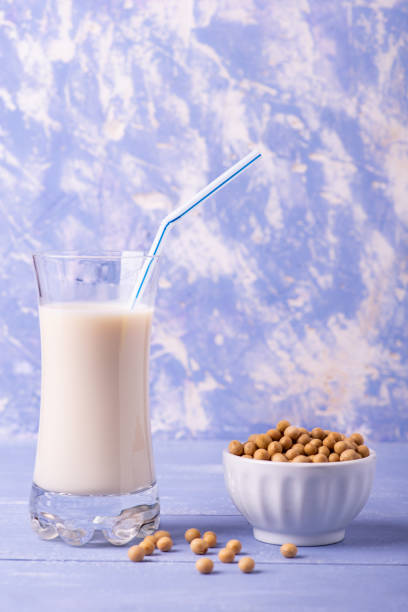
[0,0,407,441]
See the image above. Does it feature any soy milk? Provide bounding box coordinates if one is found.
[34,303,154,495]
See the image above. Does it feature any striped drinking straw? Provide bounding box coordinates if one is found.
[129,149,262,308]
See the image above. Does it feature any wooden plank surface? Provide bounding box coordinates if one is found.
[0,440,407,611]
[2,561,407,612]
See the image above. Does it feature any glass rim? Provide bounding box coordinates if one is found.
[32,250,158,261]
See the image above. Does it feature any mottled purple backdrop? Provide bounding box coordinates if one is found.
[0,0,407,440]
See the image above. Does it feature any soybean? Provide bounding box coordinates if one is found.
[292,455,311,463]
[312,453,328,462]
[304,442,318,456]
[254,448,269,461]
[203,531,217,547]
[277,419,291,432]
[272,453,288,462]
[266,428,282,441]
[228,440,244,456]
[157,536,173,552]
[297,433,311,445]
[238,557,255,573]
[255,434,271,449]
[140,539,155,555]
[185,528,201,543]
[311,427,325,440]
[267,441,283,455]
[218,548,235,563]
[190,538,208,555]
[128,545,145,562]
[358,444,370,458]
[280,542,298,558]
[286,447,301,460]
[284,425,300,440]
[350,433,364,446]
[154,530,171,542]
[243,441,257,456]
[279,435,292,451]
[340,449,361,462]
[196,558,213,574]
[226,539,242,554]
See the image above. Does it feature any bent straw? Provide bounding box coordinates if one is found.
[129,149,262,308]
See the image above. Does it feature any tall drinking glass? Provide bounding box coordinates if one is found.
[30,252,160,546]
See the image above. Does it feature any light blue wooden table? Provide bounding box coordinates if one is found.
[1,439,407,611]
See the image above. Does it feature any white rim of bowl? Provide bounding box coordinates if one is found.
[223,448,376,466]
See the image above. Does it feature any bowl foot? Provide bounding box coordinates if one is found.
[253,527,345,546]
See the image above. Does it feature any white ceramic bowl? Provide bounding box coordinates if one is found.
[223,449,376,546]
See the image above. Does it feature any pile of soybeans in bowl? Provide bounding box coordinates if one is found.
[228,420,370,463]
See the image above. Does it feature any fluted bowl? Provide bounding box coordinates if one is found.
[223,449,376,546]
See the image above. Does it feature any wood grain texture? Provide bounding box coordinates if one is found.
[0,440,407,611]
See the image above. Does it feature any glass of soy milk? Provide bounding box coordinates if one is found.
[30,252,160,546]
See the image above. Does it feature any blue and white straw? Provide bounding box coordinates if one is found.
[129,149,262,307]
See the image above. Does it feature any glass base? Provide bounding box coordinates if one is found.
[30,482,160,546]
